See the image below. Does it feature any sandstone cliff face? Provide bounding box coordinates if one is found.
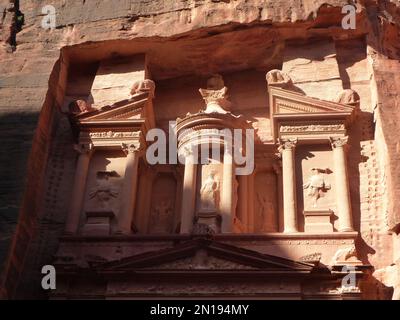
[1,0,400,299]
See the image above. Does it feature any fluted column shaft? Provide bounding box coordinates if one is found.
[221,151,234,233]
[279,139,298,233]
[180,149,198,234]
[65,144,94,234]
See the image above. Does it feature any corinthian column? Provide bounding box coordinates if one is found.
[331,137,353,232]
[65,143,94,234]
[180,146,198,234]
[221,150,234,233]
[118,143,142,234]
[279,139,298,233]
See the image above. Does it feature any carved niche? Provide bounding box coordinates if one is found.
[148,173,178,234]
[195,162,223,233]
[254,171,278,233]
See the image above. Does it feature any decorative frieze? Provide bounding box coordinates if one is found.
[280,124,346,133]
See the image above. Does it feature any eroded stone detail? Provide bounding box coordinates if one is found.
[199,75,232,114]
[303,168,332,208]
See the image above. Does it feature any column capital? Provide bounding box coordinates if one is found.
[278,138,298,153]
[330,136,349,149]
[73,143,94,155]
[121,143,143,156]
[182,144,195,157]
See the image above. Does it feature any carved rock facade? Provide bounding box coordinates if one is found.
[1,1,400,300]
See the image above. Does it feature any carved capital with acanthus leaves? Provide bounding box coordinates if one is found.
[277,138,298,154]
[330,137,349,149]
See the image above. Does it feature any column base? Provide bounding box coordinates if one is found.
[339,227,354,232]
[304,210,334,234]
[283,228,299,234]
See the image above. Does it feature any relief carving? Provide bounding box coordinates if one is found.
[149,173,177,234]
[257,193,276,232]
[303,168,332,208]
[254,172,278,232]
[198,172,220,213]
[280,124,345,133]
[89,171,119,210]
[150,201,173,234]
[89,131,140,139]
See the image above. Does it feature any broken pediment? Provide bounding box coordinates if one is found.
[74,92,152,123]
[67,84,156,149]
[269,86,357,116]
[92,239,317,274]
[266,70,359,141]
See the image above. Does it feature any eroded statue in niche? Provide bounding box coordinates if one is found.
[199,172,219,213]
[89,171,119,210]
[150,200,173,233]
[199,74,232,114]
[303,168,331,208]
[257,193,275,232]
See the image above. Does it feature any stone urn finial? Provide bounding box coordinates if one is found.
[266,69,293,89]
[199,74,231,114]
[336,89,360,106]
[130,79,156,98]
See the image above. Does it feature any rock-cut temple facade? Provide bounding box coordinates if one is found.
[1,0,400,300]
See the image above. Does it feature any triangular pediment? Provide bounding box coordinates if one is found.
[75,92,150,123]
[270,87,356,116]
[94,239,316,273]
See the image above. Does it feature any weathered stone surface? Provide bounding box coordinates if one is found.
[0,0,400,300]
